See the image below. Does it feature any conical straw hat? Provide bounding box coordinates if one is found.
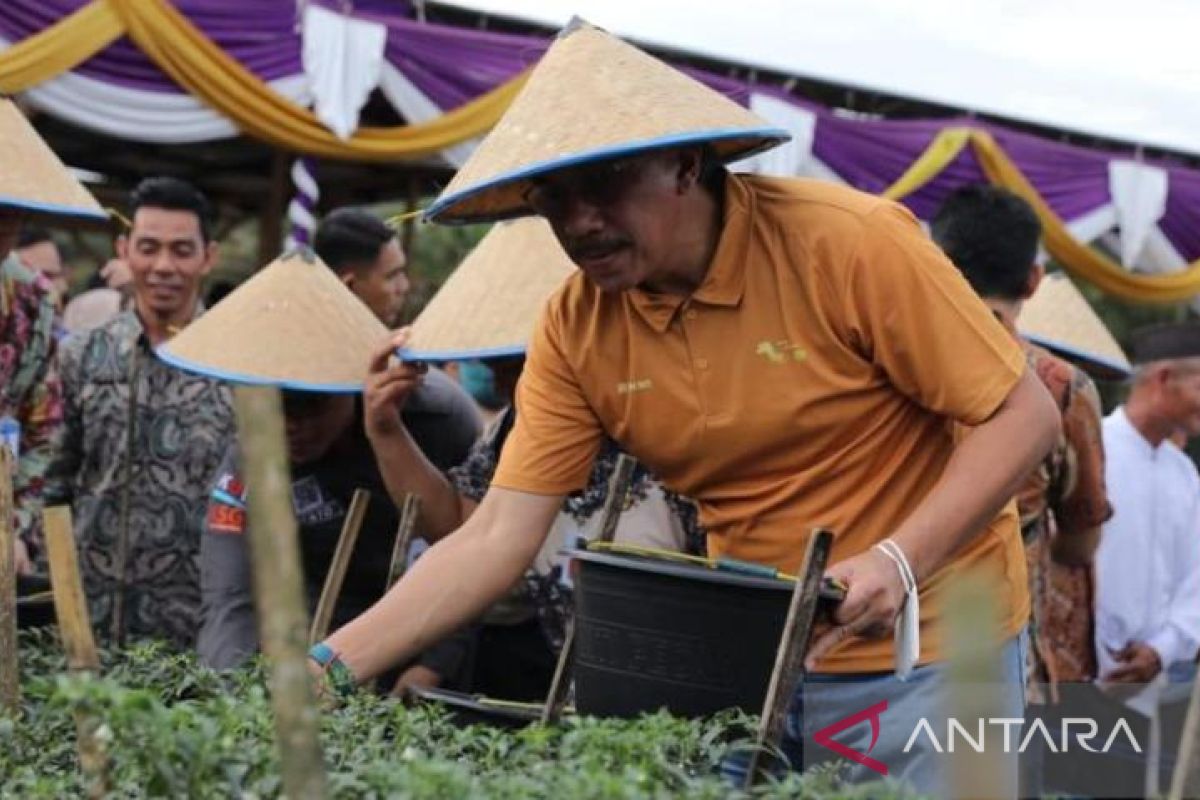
[424,20,789,224]
[402,218,575,360]
[158,251,388,392]
[0,99,105,222]
[1017,272,1131,380]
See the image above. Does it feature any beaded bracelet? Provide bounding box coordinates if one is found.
[308,642,357,697]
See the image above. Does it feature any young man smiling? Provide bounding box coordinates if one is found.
[47,177,234,649]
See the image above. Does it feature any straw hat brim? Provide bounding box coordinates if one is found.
[1017,272,1132,381]
[157,250,388,392]
[424,128,788,225]
[400,217,575,360]
[1022,334,1132,382]
[0,100,107,223]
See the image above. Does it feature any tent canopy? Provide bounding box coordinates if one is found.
[433,0,1200,158]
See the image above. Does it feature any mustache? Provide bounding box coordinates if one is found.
[564,236,630,262]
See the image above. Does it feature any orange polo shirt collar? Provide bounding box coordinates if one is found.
[627,176,751,332]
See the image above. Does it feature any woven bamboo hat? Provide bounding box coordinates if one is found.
[0,99,106,222]
[424,20,789,224]
[1017,271,1131,380]
[158,250,387,392]
[402,218,575,360]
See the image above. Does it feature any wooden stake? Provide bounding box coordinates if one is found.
[44,507,99,673]
[308,489,370,645]
[386,494,421,589]
[743,528,834,788]
[945,571,1009,800]
[541,454,636,724]
[235,386,327,800]
[44,505,107,798]
[1169,666,1200,799]
[0,447,17,713]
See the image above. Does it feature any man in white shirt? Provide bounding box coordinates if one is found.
[1096,322,1200,709]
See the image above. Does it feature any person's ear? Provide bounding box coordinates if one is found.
[200,241,219,277]
[1022,263,1044,300]
[116,234,129,260]
[676,149,703,193]
[340,272,356,290]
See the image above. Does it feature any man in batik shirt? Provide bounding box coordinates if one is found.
[933,185,1111,698]
[47,178,233,648]
[0,212,64,572]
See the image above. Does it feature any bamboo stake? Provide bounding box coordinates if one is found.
[235,386,327,800]
[541,454,636,724]
[308,489,370,645]
[1169,665,1200,799]
[0,447,17,713]
[44,505,107,798]
[945,571,1008,800]
[743,527,834,787]
[386,494,421,589]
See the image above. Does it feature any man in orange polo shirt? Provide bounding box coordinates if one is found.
[317,23,1059,793]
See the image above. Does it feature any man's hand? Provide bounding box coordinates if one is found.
[364,329,427,441]
[391,664,442,698]
[100,257,132,290]
[1103,641,1162,684]
[14,537,33,576]
[805,545,907,669]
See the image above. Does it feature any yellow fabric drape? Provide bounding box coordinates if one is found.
[107,0,526,161]
[968,130,1200,303]
[882,128,971,200]
[885,126,1200,304]
[0,0,124,93]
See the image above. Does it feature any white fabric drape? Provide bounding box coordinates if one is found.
[1108,159,1170,268]
[301,4,387,140]
[730,93,842,182]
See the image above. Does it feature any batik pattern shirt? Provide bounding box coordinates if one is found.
[46,309,234,649]
[449,406,705,651]
[0,255,63,557]
[1017,339,1111,700]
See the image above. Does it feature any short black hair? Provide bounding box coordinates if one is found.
[16,226,53,250]
[128,177,213,242]
[314,208,395,275]
[931,184,1041,301]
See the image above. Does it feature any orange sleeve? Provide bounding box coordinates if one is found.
[491,295,603,495]
[834,202,1026,425]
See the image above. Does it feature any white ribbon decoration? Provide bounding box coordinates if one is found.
[301,4,387,140]
[1108,159,1170,268]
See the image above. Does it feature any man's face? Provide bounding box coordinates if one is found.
[526,151,693,293]
[283,392,355,465]
[344,238,409,326]
[18,240,67,301]
[1162,362,1200,437]
[118,207,215,319]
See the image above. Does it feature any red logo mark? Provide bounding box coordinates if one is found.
[813,699,889,776]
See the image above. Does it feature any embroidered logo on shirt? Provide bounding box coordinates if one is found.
[756,340,808,364]
[617,379,653,395]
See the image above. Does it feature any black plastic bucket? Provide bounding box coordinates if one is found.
[569,549,795,719]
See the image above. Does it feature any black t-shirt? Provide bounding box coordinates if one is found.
[198,370,481,671]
